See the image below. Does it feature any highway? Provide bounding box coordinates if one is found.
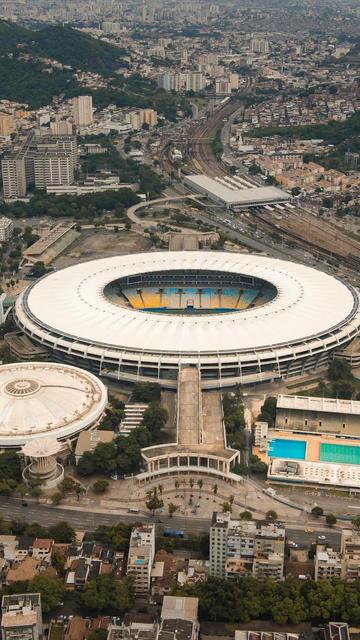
[0,497,342,549]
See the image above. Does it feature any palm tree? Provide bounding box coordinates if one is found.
[175,479,180,491]
[158,484,163,496]
[189,478,194,492]
[197,479,203,496]
[229,494,234,506]
[212,483,218,500]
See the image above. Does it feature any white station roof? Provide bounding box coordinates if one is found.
[184,174,289,205]
[18,252,359,357]
[0,362,108,446]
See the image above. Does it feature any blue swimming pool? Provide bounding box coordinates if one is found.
[268,438,306,460]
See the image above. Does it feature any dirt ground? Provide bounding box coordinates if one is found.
[53,229,152,268]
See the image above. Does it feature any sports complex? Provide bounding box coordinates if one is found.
[14,251,360,389]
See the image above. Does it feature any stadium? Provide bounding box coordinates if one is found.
[14,251,360,389]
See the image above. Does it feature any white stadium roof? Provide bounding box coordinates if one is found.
[184,174,290,206]
[16,252,359,356]
[0,362,108,446]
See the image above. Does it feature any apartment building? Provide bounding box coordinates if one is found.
[33,153,74,189]
[1,594,42,640]
[127,524,155,593]
[0,114,16,138]
[341,529,360,581]
[1,133,78,198]
[0,216,14,242]
[1,155,27,199]
[72,96,93,127]
[210,513,285,580]
[314,545,342,581]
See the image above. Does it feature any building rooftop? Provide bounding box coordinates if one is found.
[161,596,199,623]
[0,362,107,446]
[277,394,360,416]
[185,174,290,206]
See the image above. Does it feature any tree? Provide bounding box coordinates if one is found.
[29,261,47,278]
[212,484,218,497]
[311,506,324,517]
[239,510,252,521]
[326,513,337,527]
[30,486,42,503]
[258,397,277,426]
[222,501,231,513]
[82,574,134,613]
[49,521,75,543]
[93,479,109,494]
[168,502,178,518]
[142,402,168,442]
[28,575,65,613]
[74,483,85,500]
[197,479,203,494]
[352,516,360,531]
[146,492,163,516]
[52,550,66,576]
[175,479,180,491]
[265,510,278,521]
[51,492,63,505]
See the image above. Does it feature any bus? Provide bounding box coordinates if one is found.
[163,528,185,538]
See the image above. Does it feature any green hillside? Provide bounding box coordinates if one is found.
[0,21,127,73]
[0,57,80,108]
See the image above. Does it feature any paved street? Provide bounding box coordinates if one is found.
[0,497,342,550]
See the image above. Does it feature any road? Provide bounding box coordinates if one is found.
[1,497,341,549]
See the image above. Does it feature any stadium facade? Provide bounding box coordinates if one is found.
[14,251,360,389]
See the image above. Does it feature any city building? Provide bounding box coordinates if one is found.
[254,422,269,452]
[160,596,199,640]
[33,153,74,189]
[250,38,270,54]
[1,594,42,640]
[0,216,14,242]
[72,96,93,127]
[210,513,285,580]
[341,529,360,581]
[1,155,27,200]
[314,545,342,581]
[0,114,16,138]
[127,524,155,593]
[15,252,360,389]
[275,395,360,438]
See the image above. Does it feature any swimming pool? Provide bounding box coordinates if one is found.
[320,443,360,465]
[268,438,307,460]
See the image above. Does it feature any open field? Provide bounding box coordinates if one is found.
[53,229,152,268]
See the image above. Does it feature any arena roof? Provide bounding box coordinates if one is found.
[277,395,360,416]
[16,252,359,357]
[184,174,290,206]
[0,362,108,447]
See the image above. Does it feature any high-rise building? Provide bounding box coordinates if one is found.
[141,109,158,128]
[0,114,16,138]
[1,594,42,640]
[250,38,270,54]
[1,134,77,199]
[33,153,74,189]
[0,217,14,242]
[50,120,73,136]
[1,156,27,200]
[72,96,93,127]
[210,512,285,580]
[185,72,206,93]
[127,524,155,593]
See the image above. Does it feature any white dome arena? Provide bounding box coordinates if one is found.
[0,362,108,447]
[14,252,360,389]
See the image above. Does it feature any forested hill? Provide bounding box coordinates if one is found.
[0,21,127,74]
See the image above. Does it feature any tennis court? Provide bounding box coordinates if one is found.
[320,442,360,465]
